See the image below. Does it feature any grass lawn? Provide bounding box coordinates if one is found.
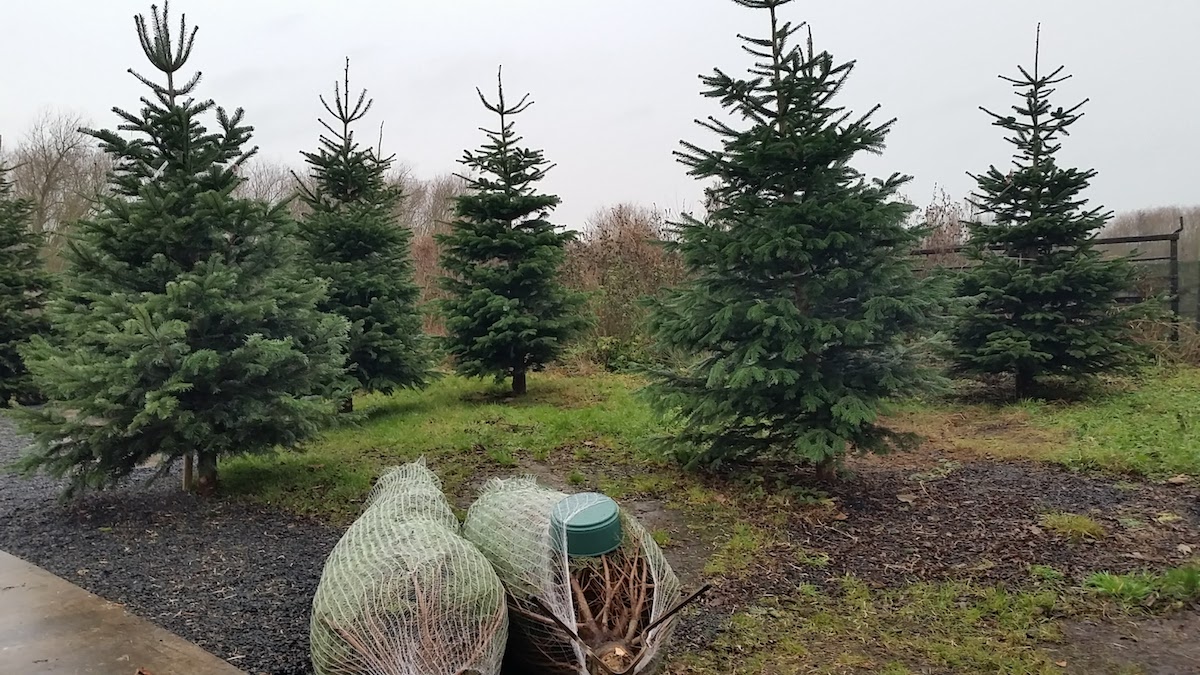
[220,366,1200,674]
[888,365,1200,478]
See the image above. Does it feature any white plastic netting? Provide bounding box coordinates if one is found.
[310,460,508,675]
[462,476,682,675]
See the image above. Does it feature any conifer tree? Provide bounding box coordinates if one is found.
[438,69,586,395]
[296,59,432,411]
[644,0,939,477]
[12,2,350,496]
[951,27,1146,397]
[0,157,53,406]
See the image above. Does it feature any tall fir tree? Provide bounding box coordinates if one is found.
[0,159,53,406]
[951,27,1146,398]
[437,69,586,395]
[12,2,350,496]
[644,0,940,477]
[296,59,432,411]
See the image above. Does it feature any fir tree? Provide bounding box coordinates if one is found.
[296,59,432,411]
[12,2,350,497]
[644,0,940,477]
[437,69,586,395]
[0,159,53,406]
[951,27,1146,398]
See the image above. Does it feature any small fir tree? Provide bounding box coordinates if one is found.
[644,0,940,477]
[13,2,350,496]
[296,59,432,411]
[438,69,586,395]
[0,158,53,406]
[951,27,1146,397]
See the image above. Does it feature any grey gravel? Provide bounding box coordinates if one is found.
[0,415,341,675]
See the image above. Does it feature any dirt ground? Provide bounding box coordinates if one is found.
[1052,612,1200,675]
[496,430,1200,674]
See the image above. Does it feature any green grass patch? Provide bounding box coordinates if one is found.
[704,523,770,578]
[1039,512,1106,542]
[1086,565,1200,609]
[208,367,1200,673]
[677,577,1068,674]
[892,366,1200,478]
[1026,367,1200,477]
[219,371,661,521]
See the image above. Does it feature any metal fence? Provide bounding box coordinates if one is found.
[911,217,1192,338]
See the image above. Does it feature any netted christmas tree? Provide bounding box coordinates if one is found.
[438,69,586,395]
[296,59,432,411]
[950,27,1148,397]
[310,460,508,675]
[12,2,350,496]
[0,157,53,406]
[644,0,941,477]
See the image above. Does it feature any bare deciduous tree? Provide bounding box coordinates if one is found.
[233,158,300,211]
[1103,205,1199,263]
[392,170,467,236]
[395,171,469,335]
[7,109,109,269]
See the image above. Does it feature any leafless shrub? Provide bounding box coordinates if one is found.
[914,187,974,273]
[561,204,686,344]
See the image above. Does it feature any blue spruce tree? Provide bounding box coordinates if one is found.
[13,3,350,496]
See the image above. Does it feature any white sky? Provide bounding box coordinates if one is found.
[2,0,1196,229]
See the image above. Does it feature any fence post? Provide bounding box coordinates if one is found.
[1170,219,1182,342]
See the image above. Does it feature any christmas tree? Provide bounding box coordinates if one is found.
[644,0,939,477]
[438,69,586,395]
[0,158,53,406]
[951,27,1146,397]
[13,2,350,496]
[296,59,432,410]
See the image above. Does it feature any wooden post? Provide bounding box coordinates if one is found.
[182,452,194,492]
[1170,220,1182,343]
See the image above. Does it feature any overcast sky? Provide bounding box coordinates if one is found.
[2,0,1196,229]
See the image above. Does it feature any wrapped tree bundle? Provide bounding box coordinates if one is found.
[310,460,508,675]
[463,476,697,675]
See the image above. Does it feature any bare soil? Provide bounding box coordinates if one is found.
[1051,611,1200,675]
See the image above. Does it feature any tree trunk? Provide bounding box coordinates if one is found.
[195,453,219,497]
[182,452,194,492]
[512,369,527,396]
[1015,366,1035,400]
[815,457,838,482]
[340,395,354,413]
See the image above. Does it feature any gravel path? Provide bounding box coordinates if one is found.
[0,416,341,675]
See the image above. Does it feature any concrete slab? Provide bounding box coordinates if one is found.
[0,550,247,675]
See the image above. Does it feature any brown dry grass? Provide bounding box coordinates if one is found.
[1129,319,1200,366]
[883,405,1069,464]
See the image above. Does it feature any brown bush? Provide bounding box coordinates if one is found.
[561,204,686,344]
